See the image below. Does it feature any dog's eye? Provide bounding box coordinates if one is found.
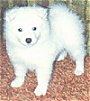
[32,27,37,31]
[18,28,23,32]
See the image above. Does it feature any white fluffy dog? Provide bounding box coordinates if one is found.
[4,4,86,96]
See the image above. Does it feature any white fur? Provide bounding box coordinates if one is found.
[4,4,86,96]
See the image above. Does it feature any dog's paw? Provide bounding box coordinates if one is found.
[11,77,24,87]
[34,85,47,96]
[74,69,84,76]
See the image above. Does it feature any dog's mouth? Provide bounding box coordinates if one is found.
[18,35,40,47]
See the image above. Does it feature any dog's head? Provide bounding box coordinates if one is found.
[4,5,49,47]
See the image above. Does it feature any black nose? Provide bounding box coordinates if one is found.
[26,38,32,43]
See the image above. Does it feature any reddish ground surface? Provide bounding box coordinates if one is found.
[0,41,90,101]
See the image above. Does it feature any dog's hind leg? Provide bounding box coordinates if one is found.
[68,46,86,76]
[57,50,67,61]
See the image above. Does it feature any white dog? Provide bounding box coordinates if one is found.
[4,4,86,96]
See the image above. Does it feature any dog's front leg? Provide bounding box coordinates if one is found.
[11,64,27,87]
[34,63,53,96]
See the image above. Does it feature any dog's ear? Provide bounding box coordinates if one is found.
[40,8,48,19]
[33,5,48,19]
[42,8,48,19]
[5,7,19,22]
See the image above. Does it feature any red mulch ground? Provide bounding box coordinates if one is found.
[0,40,90,101]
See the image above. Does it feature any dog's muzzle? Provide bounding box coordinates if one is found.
[18,35,40,47]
